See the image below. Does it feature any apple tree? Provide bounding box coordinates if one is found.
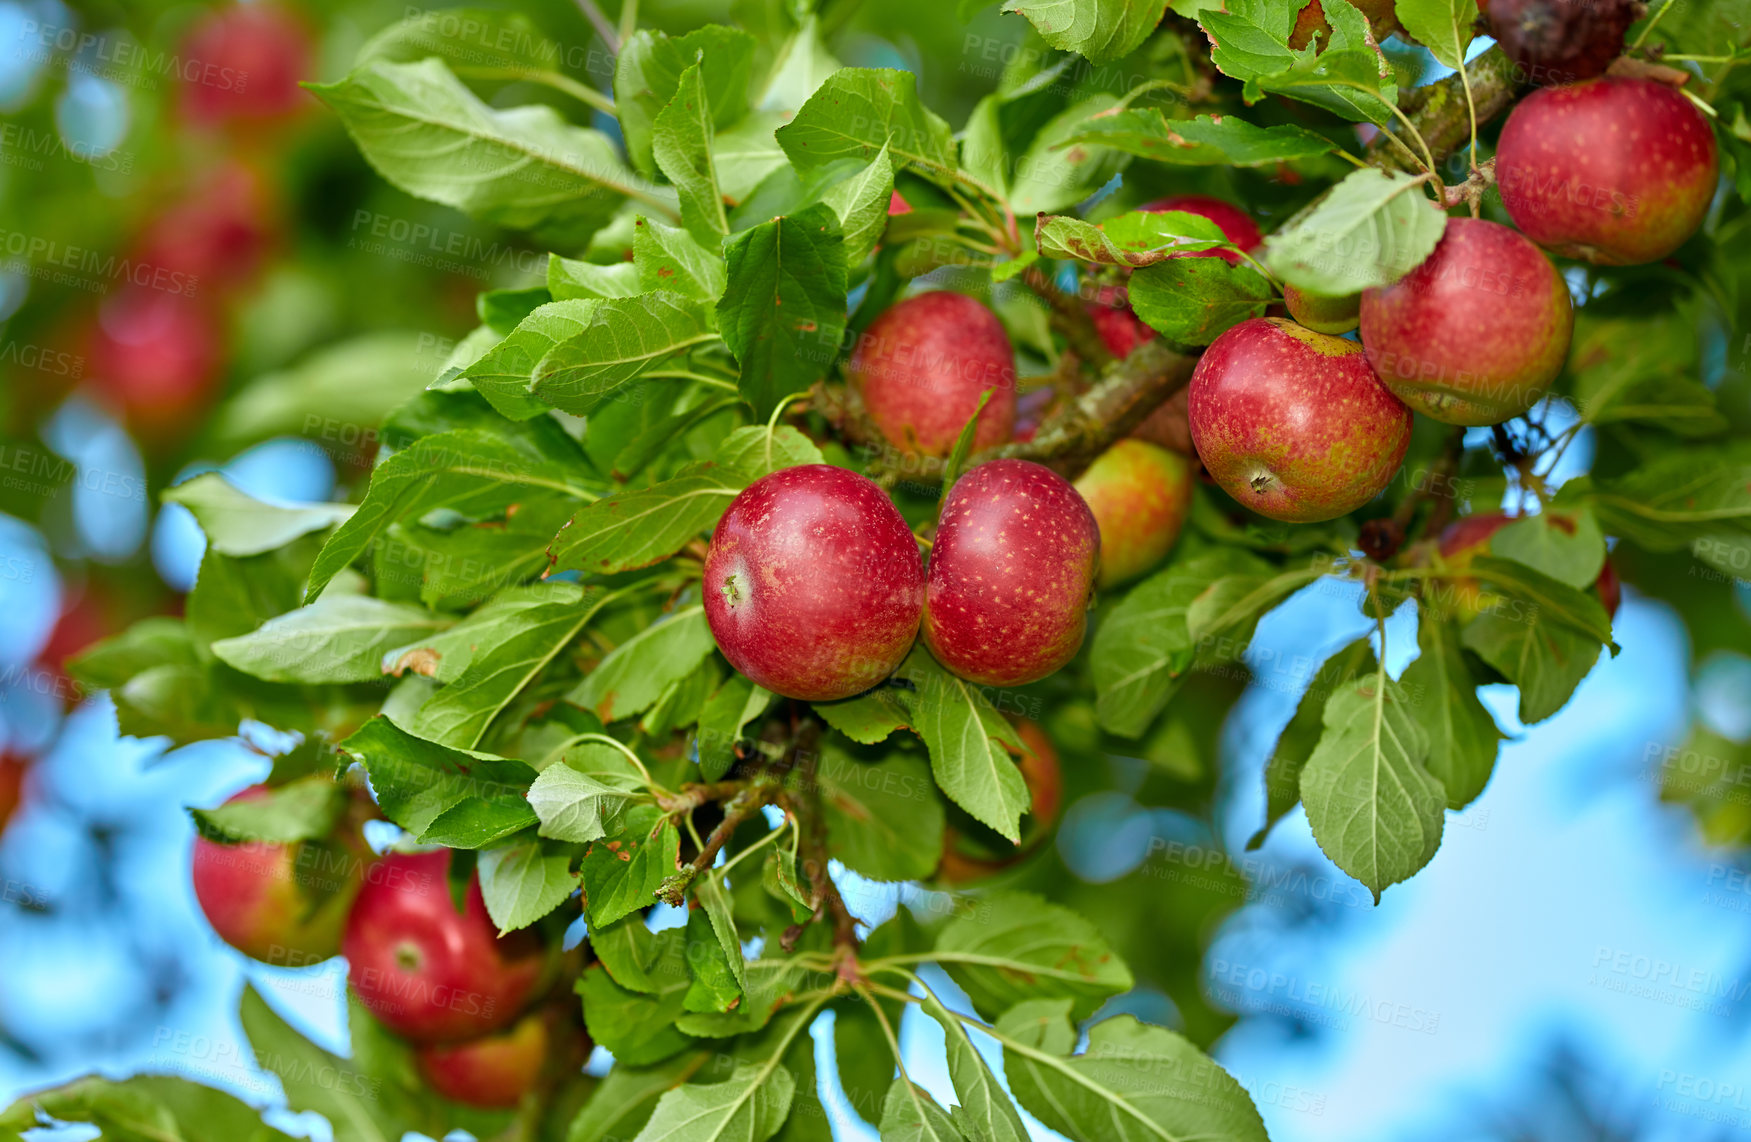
[8,0,1751,1139]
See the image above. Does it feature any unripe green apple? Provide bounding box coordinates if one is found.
[1189,317,1412,523]
[1074,440,1194,589]
[923,460,1100,686]
[1283,284,1360,335]
[1361,218,1573,426]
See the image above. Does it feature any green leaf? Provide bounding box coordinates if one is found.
[941,390,994,495]
[634,1059,796,1142]
[456,299,601,420]
[935,890,1132,1019]
[533,292,720,415]
[1200,0,1400,123]
[693,871,748,993]
[1462,607,1602,725]
[578,953,697,1065]
[186,545,309,646]
[393,496,577,608]
[719,203,849,418]
[1402,612,1503,809]
[696,674,774,781]
[68,617,200,690]
[920,992,1029,1142]
[0,1075,297,1142]
[528,743,650,841]
[411,582,609,749]
[812,688,912,744]
[240,985,399,1142]
[1490,508,1607,590]
[1035,209,1230,267]
[581,803,682,926]
[715,425,827,481]
[306,429,596,601]
[1395,0,1476,68]
[879,1081,967,1142]
[1263,167,1448,295]
[478,841,576,932]
[212,595,452,683]
[998,1008,1269,1142]
[551,254,645,300]
[550,465,741,576]
[1000,0,1170,66]
[310,59,653,241]
[819,144,897,265]
[1589,445,1751,550]
[213,333,436,449]
[635,216,729,301]
[776,68,957,177]
[1056,109,1335,165]
[1090,548,1269,737]
[1184,556,1335,661]
[165,473,353,557]
[1129,257,1276,346]
[567,1051,712,1142]
[337,716,536,837]
[1569,313,1725,436]
[1467,556,1616,644]
[1248,635,1377,849]
[190,776,343,845]
[654,62,732,244]
[358,8,571,83]
[1299,670,1444,901]
[571,603,715,722]
[896,646,1029,843]
[1007,96,1127,215]
[615,26,756,177]
[811,738,945,881]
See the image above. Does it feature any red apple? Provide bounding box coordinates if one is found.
[704,465,924,701]
[86,287,224,433]
[1361,218,1574,426]
[1189,317,1412,523]
[415,1010,590,1108]
[1073,440,1195,589]
[134,162,280,289]
[1485,0,1637,85]
[923,460,1100,686]
[847,291,1016,457]
[178,4,315,128]
[939,720,1063,882]
[1283,284,1360,335]
[0,753,26,835]
[344,850,546,1043]
[192,785,365,964]
[1496,77,1719,265]
[1435,512,1620,621]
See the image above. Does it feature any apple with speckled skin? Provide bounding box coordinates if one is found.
[1434,513,1621,622]
[416,1011,590,1108]
[1189,317,1412,523]
[1074,440,1195,588]
[191,785,365,964]
[1361,218,1574,426]
[344,850,546,1043]
[704,465,924,701]
[1283,284,1360,335]
[1485,0,1638,84]
[1497,77,1718,265]
[923,459,1099,687]
[847,292,1015,457]
[939,720,1063,883]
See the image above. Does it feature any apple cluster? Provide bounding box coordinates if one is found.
[191,801,584,1109]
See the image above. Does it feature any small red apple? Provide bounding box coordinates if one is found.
[1434,512,1620,621]
[344,850,546,1043]
[939,720,1063,882]
[923,460,1099,687]
[86,287,224,433]
[415,1010,590,1108]
[846,291,1016,457]
[1496,77,1719,265]
[177,4,315,128]
[1073,440,1195,589]
[1361,218,1574,426]
[1283,284,1360,335]
[1485,0,1638,85]
[1189,317,1412,523]
[192,785,366,964]
[134,162,280,289]
[0,753,27,835]
[704,465,924,701]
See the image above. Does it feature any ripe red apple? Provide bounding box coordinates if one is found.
[1073,440,1195,588]
[344,850,546,1043]
[1496,77,1719,265]
[0,753,26,835]
[704,465,924,701]
[1189,317,1411,523]
[923,460,1100,687]
[940,720,1063,883]
[178,4,315,128]
[192,785,365,964]
[1360,218,1574,426]
[1283,284,1360,335]
[86,287,224,433]
[847,292,1016,457]
[1434,512,1621,621]
[1485,0,1637,84]
[415,1010,590,1108]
